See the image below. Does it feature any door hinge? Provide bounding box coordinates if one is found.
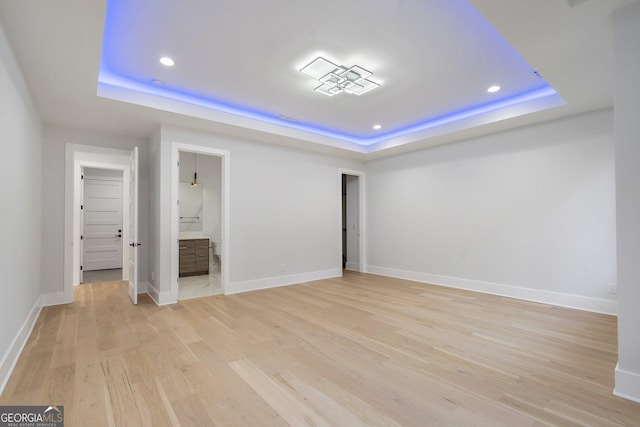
[80,265,83,271]
[81,174,84,180]
[80,235,83,240]
[80,204,83,210]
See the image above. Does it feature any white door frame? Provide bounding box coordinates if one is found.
[339,169,366,273]
[64,144,132,302]
[170,142,230,300]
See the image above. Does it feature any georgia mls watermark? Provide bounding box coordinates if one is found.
[0,406,63,427]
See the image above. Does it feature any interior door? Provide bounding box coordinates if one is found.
[128,146,139,304]
[82,174,124,272]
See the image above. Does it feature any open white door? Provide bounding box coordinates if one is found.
[79,168,85,284]
[128,146,139,304]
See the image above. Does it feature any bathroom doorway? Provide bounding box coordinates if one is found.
[171,144,230,301]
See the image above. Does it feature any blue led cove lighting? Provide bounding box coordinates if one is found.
[98,0,564,148]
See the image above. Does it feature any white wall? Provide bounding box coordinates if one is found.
[0,20,43,390]
[178,152,222,241]
[366,109,617,313]
[84,167,123,179]
[41,125,150,294]
[613,1,640,403]
[147,127,167,303]
[151,126,364,299]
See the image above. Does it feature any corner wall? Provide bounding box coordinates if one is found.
[0,20,43,392]
[366,109,617,314]
[613,1,640,403]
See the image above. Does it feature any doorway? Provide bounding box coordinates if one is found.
[176,151,222,300]
[80,167,124,284]
[340,170,365,273]
[170,143,230,302]
[63,144,139,305]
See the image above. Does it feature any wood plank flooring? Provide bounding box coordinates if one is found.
[2,273,640,426]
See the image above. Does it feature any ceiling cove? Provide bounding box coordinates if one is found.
[97,0,564,153]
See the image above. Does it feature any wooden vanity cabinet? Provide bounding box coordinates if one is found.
[179,238,209,277]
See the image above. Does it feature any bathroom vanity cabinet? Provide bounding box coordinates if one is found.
[179,238,209,277]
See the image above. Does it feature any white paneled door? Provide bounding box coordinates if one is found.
[128,146,139,304]
[82,174,123,272]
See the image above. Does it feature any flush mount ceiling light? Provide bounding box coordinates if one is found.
[487,85,501,93]
[300,57,380,96]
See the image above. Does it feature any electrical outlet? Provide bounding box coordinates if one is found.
[607,283,617,294]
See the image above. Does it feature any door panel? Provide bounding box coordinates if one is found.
[128,147,139,304]
[82,178,123,271]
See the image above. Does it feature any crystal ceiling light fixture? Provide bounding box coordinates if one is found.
[300,57,380,96]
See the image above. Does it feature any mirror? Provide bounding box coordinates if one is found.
[179,182,203,232]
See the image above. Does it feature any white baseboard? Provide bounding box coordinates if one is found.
[227,268,342,295]
[614,363,640,403]
[41,291,72,306]
[146,282,176,306]
[0,296,42,395]
[366,265,618,315]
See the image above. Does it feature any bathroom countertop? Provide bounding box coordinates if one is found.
[179,233,210,240]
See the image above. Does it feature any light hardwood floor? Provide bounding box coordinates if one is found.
[2,273,640,426]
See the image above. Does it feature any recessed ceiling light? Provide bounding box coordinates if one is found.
[487,85,501,93]
[373,124,382,130]
[160,56,175,67]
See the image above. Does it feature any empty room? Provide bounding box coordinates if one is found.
[1,0,640,425]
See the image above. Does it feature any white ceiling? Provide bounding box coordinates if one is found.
[0,0,635,158]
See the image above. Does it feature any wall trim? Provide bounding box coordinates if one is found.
[146,283,175,306]
[367,265,618,315]
[41,291,72,307]
[614,364,640,403]
[227,268,341,295]
[0,297,42,395]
